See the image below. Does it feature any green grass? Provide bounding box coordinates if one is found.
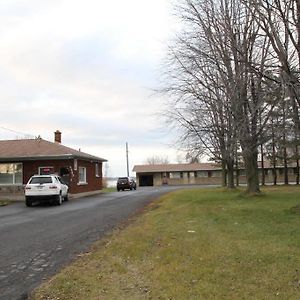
[31,186,300,300]
[102,187,117,193]
[0,200,13,206]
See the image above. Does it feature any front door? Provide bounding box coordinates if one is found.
[60,167,70,186]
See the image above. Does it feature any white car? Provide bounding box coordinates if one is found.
[25,175,69,207]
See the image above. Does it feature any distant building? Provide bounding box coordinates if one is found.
[133,163,222,186]
[133,162,299,186]
[0,130,107,198]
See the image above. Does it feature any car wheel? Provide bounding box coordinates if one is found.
[56,193,63,205]
[64,193,69,202]
[25,197,32,207]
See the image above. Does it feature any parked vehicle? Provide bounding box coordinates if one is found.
[25,175,69,207]
[117,177,137,191]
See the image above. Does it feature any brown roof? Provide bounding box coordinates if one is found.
[133,163,222,173]
[133,161,297,174]
[0,138,107,162]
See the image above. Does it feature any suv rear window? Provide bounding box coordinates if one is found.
[118,177,129,183]
[29,177,53,184]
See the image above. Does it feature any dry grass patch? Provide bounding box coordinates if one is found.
[0,200,14,206]
[31,186,300,300]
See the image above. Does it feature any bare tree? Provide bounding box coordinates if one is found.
[163,0,280,193]
[145,156,169,165]
[246,0,300,107]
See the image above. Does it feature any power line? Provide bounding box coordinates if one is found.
[0,126,35,139]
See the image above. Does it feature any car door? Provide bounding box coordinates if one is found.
[57,176,68,196]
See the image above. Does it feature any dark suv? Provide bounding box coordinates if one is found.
[117,177,137,191]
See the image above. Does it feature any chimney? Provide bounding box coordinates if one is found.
[54,130,62,144]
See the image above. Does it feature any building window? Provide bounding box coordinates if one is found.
[74,159,78,171]
[79,167,87,183]
[211,171,222,177]
[197,171,208,177]
[95,163,100,177]
[238,169,246,176]
[169,172,181,179]
[0,163,23,185]
[277,169,284,176]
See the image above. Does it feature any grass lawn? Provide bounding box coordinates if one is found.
[102,187,117,193]
[0,200,13,206]
[31,186,300,300]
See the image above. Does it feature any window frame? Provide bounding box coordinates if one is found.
[78,166,87,184]
[95,163,100,177]
[0,163,23,185]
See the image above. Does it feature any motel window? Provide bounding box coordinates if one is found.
[0,163,23,185]
[211,171,222,178]
[277,169,284,176]
[238,169,246,176]
[95,163,100,177]
[197,171,208,177]
[79,167,87,183]
[170,172,181,179]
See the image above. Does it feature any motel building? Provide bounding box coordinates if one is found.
[133,163,299,187]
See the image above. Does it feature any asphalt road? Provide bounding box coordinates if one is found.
[0,186,184,300]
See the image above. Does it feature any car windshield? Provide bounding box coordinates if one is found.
[118,178,128,183]
[29,177,53,184]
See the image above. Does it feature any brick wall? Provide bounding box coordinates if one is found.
[71,160,103,194]
[22,159,103,194]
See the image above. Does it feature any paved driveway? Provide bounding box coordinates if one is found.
[0,186,186,300]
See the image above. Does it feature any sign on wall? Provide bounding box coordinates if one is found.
[39,167,54,175]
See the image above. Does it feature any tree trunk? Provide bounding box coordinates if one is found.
[243,151,260,194]
[227,159,235,189]
[271,117,277,185]
[292,99,300,185]
[282,103,289,185]
[283,143,289,185]
[221,159,227,187]
[296,151,300,185]
[260,143,265,186]
[235,167,239,187]
[235,143,239,186]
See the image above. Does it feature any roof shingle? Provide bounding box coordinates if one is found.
[133,163,222,173]
[0,138,107,162]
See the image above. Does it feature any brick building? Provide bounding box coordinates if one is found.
[0,131,107,198]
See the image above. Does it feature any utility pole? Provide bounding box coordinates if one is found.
[126,142,129,177]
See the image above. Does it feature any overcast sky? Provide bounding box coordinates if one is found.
[0,0,183,177]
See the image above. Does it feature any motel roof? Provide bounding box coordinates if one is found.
[133,163,222,173]
[133,161,297,173]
